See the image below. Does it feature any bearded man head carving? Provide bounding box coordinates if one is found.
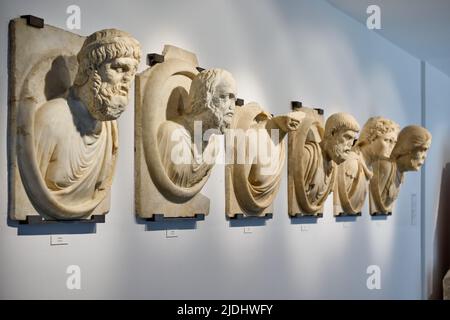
[157,68,237,189]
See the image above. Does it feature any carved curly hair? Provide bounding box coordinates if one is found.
[356,116,400,147]
[324,112,360,139]
[185,68,235,115]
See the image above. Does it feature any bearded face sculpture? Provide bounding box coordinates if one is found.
[73,29,140,121]
[87,56,138,120]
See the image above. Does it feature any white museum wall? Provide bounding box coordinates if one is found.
[423,63,450,299]
[0,0,424,299]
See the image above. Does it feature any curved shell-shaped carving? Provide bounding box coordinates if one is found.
[141,57,209,202]
[231,102,285,214]
[292,116,334,214]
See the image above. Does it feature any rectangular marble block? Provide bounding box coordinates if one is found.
[8,18,110,221]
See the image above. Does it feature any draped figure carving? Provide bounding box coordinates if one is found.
[226,102,305,217]
[334,117,400,216]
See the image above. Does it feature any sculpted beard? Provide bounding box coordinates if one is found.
[208,103,227,134]
[332,141,350,164]
[211,103,234,135]
[91,71,128,121]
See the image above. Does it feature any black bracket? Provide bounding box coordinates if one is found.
[371,211,392,216]
[290,213,323,218]
[291,101,303,110]
[19,214,105,225]
[145,214,205,222]
[228,213,273,220]
[314,108,324,115]
[147,53,164,67]
[196,67,205,72]
[236,98,245,106]
[21,15,44,28]
[291,101,324,115]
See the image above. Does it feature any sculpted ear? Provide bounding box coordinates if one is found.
[88,63,101,78]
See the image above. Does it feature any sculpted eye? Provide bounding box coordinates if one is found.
[344,134,353,140]
[111,64,130,73]
[111,65,123,72]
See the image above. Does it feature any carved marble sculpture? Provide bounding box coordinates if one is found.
[288,107,360,216]
[135,45,236,218]
[8,18,140,221]
[334,117,400,216]
[369,125,431,215]
[226,103,305,218]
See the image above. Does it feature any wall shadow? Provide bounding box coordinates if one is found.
[370,215,388,221]
[289,216,319,225]
[228,216,269,228]
[429,163,450,299]
[44,55,74,100]
[134,216,200,231]
[335,216,358,223]
[7,216,97,235]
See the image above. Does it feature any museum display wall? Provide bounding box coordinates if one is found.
[0,0,448,299]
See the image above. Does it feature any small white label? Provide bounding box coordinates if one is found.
[300,225,309,232]
[165,229,178,238]
[243,227,252,234]
[342,222,351,229]
[50,235,69,246]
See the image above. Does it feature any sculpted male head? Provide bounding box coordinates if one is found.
[186,68,237,134]
[323,112,360,164]
[74,29,141,121]
[357,117,400,160]
[390,125,431,172]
